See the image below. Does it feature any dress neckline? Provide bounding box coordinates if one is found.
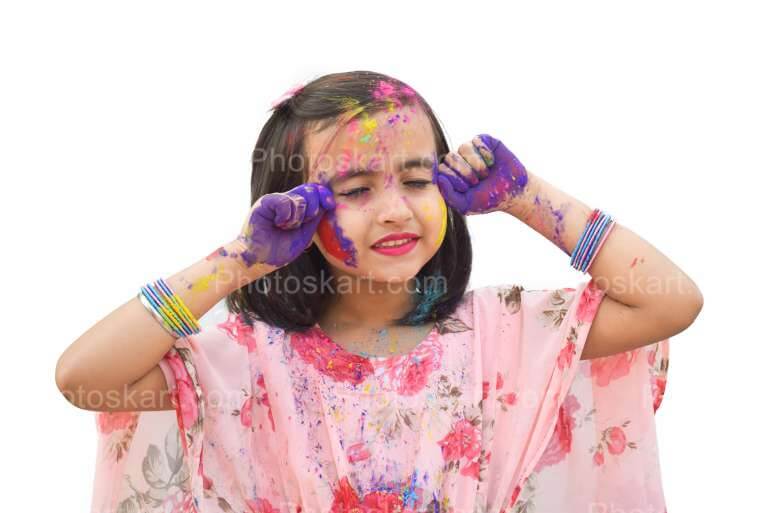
[310,321,439,361]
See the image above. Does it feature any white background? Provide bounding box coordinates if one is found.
[2,0,766,511]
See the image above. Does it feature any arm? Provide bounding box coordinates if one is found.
[503,171,704,359]
[54,239,276,411]
[56,181,334,412]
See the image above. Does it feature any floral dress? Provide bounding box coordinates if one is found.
[91,279,669,513]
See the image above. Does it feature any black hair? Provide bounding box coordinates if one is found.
[226,70,472,332]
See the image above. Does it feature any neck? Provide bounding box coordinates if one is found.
[321,273,419,328]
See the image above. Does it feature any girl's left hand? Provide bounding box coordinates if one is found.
[434,134,529,215]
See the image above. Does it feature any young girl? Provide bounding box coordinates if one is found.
[58,70,701,513]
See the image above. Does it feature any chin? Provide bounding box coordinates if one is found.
[352,266,421,284]
[333,256,425,286]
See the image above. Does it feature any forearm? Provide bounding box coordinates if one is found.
[55,239,275,404]
[503,172,703,313]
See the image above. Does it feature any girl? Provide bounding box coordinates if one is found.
[57,70,701,513]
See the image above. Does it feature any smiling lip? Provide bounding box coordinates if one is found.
[371,232,420,246]
[371,232,420,256]
[371,238,419,256]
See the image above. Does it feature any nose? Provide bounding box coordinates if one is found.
[375,181,414,225]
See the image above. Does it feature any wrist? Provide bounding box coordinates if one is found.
[501,170,541,219]
[219,239,277,286]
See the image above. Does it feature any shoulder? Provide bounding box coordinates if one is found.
[468,282,571,308]
[467,282,593,324]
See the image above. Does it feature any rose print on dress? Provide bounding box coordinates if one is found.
[380,328,443,396]
[164,351,199,429]
[235,374,275,431]
[533,394,581,472]
[290,327,375,385]
[576,279,604,323]
[649,345,669,412]
[651,371,667,413]
[330,475,427,513]
[96,412,139,462]
[504,474,538,513]
[437,417,488,479]
[483,372,517,411]
[218,312,257,353]
[589,349,640,387]
[591,421,637,466]
[556,326,580,371]
[97,411,138,434]
[246,497,281,513]
[163,347,204,454]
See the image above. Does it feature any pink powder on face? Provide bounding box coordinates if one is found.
[336,149,353,176]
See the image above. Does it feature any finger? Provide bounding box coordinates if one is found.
[295,184,320,219]
[458,141,489,179]
[256,194,285,223]
[475,134,500,165]
[444,152,479,186]
[471,136,495,168]
[274,195,299,229]
[436,174,468,214]
[437,162,469,192]
[316,183,337,210]
[298,186,321,223]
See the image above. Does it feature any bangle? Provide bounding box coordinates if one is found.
[137,278,201,338]
[570,209,616,273]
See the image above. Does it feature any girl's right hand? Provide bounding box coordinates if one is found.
[236,182,336,268]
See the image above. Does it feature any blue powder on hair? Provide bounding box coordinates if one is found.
[407,278,444,324]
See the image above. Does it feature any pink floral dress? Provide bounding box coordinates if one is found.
[91,279,670,513]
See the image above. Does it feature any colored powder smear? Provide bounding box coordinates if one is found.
[358,113,378,144]
[533,194,570,255]
[317,210,358,267]
[435,199,448,248]
[407,276,445,324]
[188,264,226,293]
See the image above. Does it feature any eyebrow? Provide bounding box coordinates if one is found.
[328,156,434,187]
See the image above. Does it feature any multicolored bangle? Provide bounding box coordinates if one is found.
[137,278,201,338]
[570,209,617,273]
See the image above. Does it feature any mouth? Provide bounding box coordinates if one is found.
[371,236,421,256]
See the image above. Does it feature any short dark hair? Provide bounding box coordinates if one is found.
[226,70,472,332]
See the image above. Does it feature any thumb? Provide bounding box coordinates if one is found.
[437,174,469,214]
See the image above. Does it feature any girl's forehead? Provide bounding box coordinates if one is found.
[305,107,434,181]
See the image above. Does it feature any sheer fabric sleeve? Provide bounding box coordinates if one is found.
[476,279,669,513]
[510,338,670,511]
[89,333,205,513]
[92,303,273,513]
[474,279,607,511]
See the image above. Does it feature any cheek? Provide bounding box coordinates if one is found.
[435,198,448,248]
[419,197,448,248]
[316,205,359,267]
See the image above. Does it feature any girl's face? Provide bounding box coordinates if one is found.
[305,106,448,285]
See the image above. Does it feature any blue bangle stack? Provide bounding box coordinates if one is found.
[137,278,201,338]
[570,209,616,273]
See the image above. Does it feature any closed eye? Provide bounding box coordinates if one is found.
[339,180,432,198]
[339,187,369,198]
